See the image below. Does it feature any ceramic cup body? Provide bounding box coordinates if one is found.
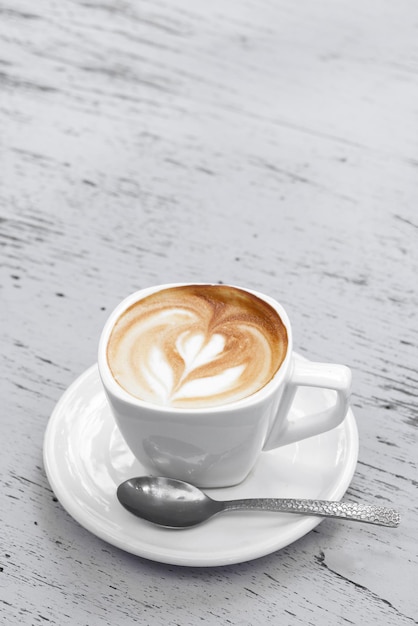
[98,284,352,488]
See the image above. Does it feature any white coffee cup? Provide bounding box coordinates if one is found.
[98,283,351,488]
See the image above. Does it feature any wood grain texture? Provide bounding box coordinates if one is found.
[1,0,417,624]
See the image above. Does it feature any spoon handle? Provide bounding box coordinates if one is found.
[221,498,400,527]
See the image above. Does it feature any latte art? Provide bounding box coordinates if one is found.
[106,285,288,408]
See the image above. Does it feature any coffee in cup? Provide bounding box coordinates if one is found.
[99,283,351,487]
[106,284,288,409]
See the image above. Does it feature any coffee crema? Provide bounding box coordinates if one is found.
[106,285,288,408]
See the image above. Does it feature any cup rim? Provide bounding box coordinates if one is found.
[98,282,293,414]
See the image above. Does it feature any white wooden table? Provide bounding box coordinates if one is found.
[1,1,417,624]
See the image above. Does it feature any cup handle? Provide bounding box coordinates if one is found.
[263,357,352,450]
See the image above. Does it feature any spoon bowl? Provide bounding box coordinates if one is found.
[117,476,223,528]
[117,476,400,529]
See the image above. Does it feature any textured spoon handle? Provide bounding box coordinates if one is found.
[222,499,400,527]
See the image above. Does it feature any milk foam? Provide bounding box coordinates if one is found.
[106,285,288,408]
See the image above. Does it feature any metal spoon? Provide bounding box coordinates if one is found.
[117,476,400,529]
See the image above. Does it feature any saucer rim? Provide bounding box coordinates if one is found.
[43,359,359,567]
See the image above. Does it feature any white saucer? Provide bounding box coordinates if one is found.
[43,356,359,567]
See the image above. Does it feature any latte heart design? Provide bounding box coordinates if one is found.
[106,285,288,408]
[172,331,246,402]
[142,331,245,404]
